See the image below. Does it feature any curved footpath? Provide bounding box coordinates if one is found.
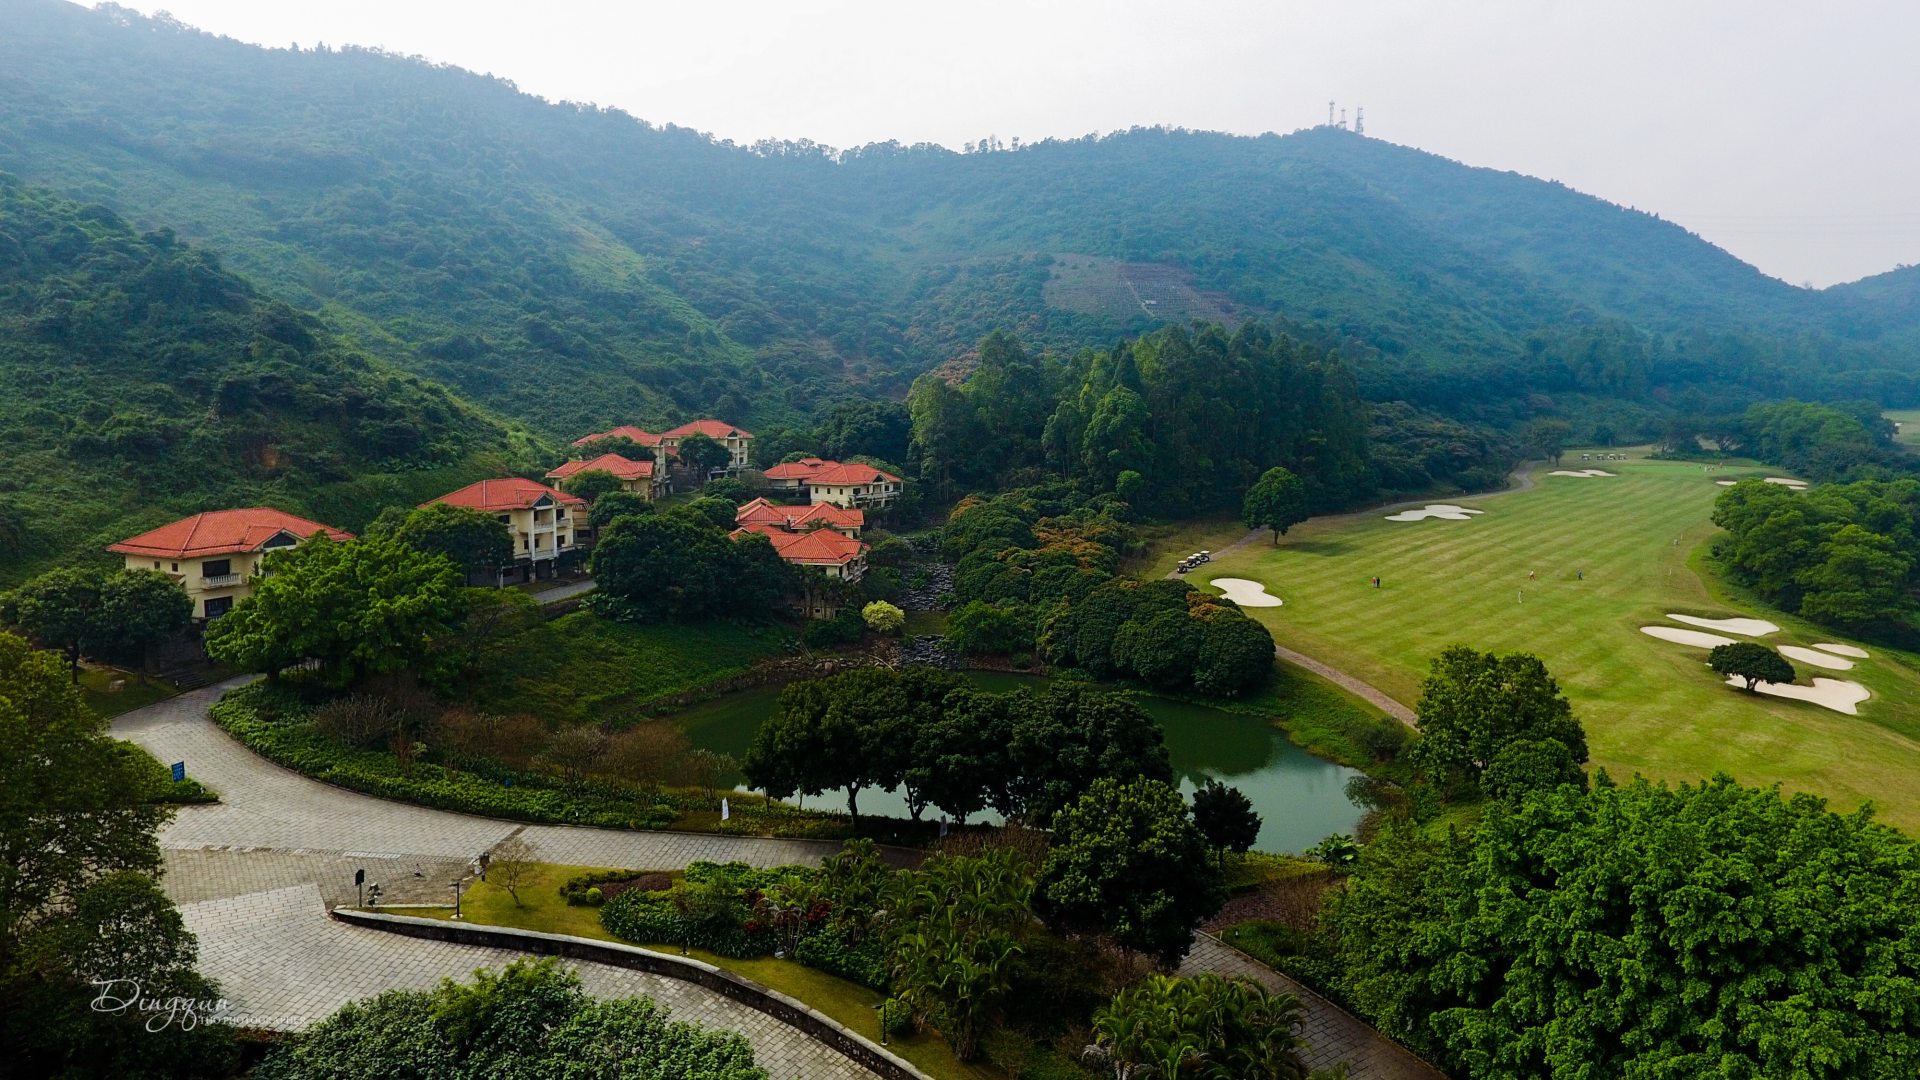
[1176,463,1541,728]
[113,679,1443,1078]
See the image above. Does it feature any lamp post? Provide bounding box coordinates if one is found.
[450,878,466,920]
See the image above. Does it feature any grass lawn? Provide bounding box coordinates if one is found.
[465,611,792,726]
[405,863,994,1080]
[902,608,949,636]
[1886,408,1920,450]
[79,667,178,719]
[1125,514,1252,579]
[1201,447,1920,830]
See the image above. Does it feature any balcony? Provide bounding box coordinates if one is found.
[200,573,245,588]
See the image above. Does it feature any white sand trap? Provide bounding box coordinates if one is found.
[1385,504,1485,522]
[1667,613,1780,636]
[1210,578,1283,607]
[1778,645,1855,671]
[1764,477,1808,488]
[1727,676,1870,715]
[1715,480,1739,486]
[1813,642,1869,659]
[1641,625,1738,648]
[1549,469,1616,478]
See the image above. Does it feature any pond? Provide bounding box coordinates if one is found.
[668,672,1363,854]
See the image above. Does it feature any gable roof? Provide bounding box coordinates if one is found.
[429,478,586,513]
[545,453,656,482]
[762,457,831,481]
[807,462,902,486]
[731,522,869,566]
[734,498,864,531]
[571,425,663,448]
[663,419,753,440]
[109,508,353,559]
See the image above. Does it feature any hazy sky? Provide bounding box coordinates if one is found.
[98,0,1920,286]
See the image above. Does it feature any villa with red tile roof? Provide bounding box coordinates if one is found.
[426,478,586,583]
[544,453,668,500]
[760,457,902,509]
[570,419,753,478]
[571,425,664,451]
[732,520,870,618]
[733,497,864,538]
[108,508,352,619]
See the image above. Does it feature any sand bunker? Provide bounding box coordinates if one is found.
[1640,626,1737,648]
[1385,504,1485,522]
[1726,676,1870,715]
[1715,480,1739,486]
[1764,477,1808,488]
[1667,613,1780,636]
[1549,469,1616,477]
[1813,643,1869,659]
[1778,644,1855,671]
[1210,578,1283,607]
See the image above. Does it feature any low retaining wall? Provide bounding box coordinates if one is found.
[331,908,929,1080]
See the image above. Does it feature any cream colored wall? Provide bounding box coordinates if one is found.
[501,502,581,559]
[124,550,266,618]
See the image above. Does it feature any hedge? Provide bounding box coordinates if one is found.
[210,683,676,829]
[792,931,888,991]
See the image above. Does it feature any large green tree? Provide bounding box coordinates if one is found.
[589,514,786,622]
[1708,641,1796,691]
[0,633,234,1075]
[1033,777,1226,966]
[1191,779,1261,869]
[3,566,190,676]
[1327,776,1920,1079]
[373,501,513,580]
[1243,466,1311,544]
[1409,646,1588,790]
[1005,683,1172,820]
[674,433,733,480]
[203,536,466,685]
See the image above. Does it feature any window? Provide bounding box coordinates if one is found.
[202,595,234,619]
[202,559,231,578]
[171,563,179,572]
[152,560,161,569]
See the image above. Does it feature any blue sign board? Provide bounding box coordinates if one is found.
[170,761,185,783]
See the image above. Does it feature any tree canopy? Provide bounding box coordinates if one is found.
[1708,641,1796,691]
[1326,775,1920,1079]
[1409,646,1588,793]
[1243,466,1311,543]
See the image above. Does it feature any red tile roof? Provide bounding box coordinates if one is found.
[762,457,831,481]
[807,462,902,486]
[663,419,753,440]
[545,453,656,482]
[731,522,869,566]
[428,478,586,513]
[734,498,864,531]
[109,508,353,559]
[572,425,663,448]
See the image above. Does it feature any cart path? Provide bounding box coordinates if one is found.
[1172,463,1539,728]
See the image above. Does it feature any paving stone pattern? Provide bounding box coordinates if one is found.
[1180,934,1445,1078]
[181,884,869,1080]
[118,680,1440,1079]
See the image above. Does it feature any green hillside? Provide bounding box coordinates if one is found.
[0,172,542,585]
[3,0,1918,442]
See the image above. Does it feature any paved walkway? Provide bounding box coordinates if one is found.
[181,884,868,1080]
[115,680,1440,1078]
[1180,934,1444,1078]
[1174,463,1540,728]
[531,576,598,604]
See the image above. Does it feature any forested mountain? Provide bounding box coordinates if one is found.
[4,0,1918,448]
[0,172,540,584]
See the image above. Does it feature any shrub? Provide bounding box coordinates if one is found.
[312,693,408,749]
[877,997,913,1038]
[792,931,889,991]
[584,887,603,906]
[801,609,864,648]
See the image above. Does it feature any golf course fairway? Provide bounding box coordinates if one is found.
[1201,449,1920,830]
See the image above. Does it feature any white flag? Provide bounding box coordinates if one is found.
[720,797,730,821]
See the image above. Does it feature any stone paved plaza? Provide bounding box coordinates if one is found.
[181,884,869,1080]
[116,678,1442,1079]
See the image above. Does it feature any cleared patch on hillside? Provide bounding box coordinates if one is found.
[1044,254,1243,324]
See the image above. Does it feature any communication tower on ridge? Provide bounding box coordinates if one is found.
[1354,107,1365,136]
[1328,100,1335,127]
[1339,107,1347,129]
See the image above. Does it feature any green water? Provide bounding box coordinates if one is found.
[668,673,1362,854]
